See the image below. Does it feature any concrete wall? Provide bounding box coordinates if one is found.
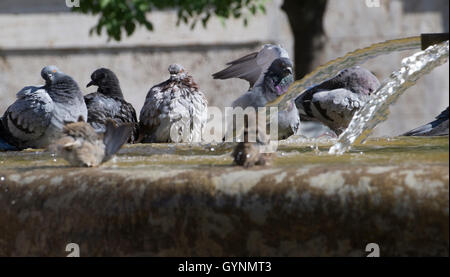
[0,0,448,137]
[0,0,293,115]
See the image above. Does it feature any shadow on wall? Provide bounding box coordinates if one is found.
[0,0,71,14]
[402,0,449,32]
[0,43,262,57]
[281,0,328,80]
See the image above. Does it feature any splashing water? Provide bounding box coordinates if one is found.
[329,41,449,154]
[267,36,422,108]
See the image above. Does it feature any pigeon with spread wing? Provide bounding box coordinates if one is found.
[213,44,300,140]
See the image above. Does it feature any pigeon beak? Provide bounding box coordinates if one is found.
[86,80,95,88]
[286,67,293,75]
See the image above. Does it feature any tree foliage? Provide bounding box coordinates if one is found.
[72,0,268,41]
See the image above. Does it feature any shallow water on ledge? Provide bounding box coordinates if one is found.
[0,136,448,171]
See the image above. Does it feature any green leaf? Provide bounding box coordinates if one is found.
[71,0,268,41]
[99,0,111,9]
[125,20,136,36]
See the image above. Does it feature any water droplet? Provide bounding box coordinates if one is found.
[0,176,4,182]
[210,147,215,152]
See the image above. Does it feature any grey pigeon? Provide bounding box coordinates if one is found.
[402,107,449,136]
[85,68,138,143]
[139,64,208,143]
[213,44,290,89]
[49,118,132,167]
[215,48,300,140]
[295,66,380,135]
[0,66,87,150]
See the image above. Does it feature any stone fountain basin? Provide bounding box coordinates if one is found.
[0,137,448,256]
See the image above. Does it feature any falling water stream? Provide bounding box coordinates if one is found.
[268,36,449,154]
[330,41,449,154]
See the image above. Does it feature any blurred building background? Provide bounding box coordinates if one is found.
[0,0,448,137]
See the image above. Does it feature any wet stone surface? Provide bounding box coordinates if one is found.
[0,137,448,256]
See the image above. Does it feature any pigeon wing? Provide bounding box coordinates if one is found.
[435,107,449,120]
[402,106,449,136]
[310,89,368,133]
[118,100,139,142]
[2,86,53,146]
[85,93,138,142]
[139,83,167,142]
[102,120,133,162]
[212,44,289,88]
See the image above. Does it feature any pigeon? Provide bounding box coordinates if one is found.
[402,107,449,136]
[216,52,300,140]
[0,66,87,151]
[294,66,380,136]
[213,44,299,140]
[213,44,290,89]
[49,118,132,167]
[139,64,208,143]
[84,68,138,143]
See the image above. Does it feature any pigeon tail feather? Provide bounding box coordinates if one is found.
[102,120,133,162]
[0,120,18,151]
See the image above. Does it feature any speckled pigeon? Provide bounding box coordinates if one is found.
[139,64,208,143]
[0,66,87,151]
[84,68,138,143]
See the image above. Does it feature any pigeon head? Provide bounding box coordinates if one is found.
[168,64,187,81]
[331,66,380,95]
[41,66,63,85]
[40,66,82,100]
[264,58,294,96]
[87,68,123,98]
